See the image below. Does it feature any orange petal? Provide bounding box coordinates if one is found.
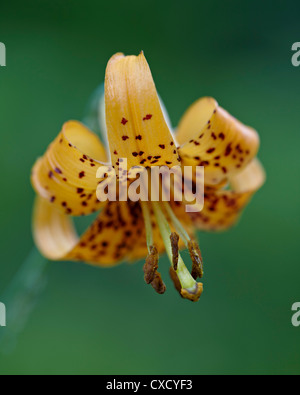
[105,52,179,170]
[189,159,266,231]
[31,121,108,216]
[34,198,145,266]
[176,97,260,186]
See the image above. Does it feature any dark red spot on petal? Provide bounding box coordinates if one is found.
[225,144,232,157]
[207,148,216,154]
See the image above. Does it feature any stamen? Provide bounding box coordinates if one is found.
[141,201,166,295]
[141,201,153,252]
[188,241,204,279]
[170,232,179,271]
[152,201,203,302]
[150,272,166,295]
[162,202,190,247]
[143,246,158,284]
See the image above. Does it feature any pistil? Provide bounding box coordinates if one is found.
[163,201,204,279]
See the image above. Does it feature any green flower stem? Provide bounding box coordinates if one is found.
[152,202,197,291]
[0,248,49,353]
[0,84,105,353]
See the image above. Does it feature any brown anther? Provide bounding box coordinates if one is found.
[143,246,158,284]
[170,232,179,271]
[169,267,183,298]
[143,246,166,295]
[188,240,204,279]
[181,283,203,302]
[151,272,166,295]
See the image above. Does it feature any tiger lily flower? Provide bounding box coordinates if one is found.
[31,52,265,302]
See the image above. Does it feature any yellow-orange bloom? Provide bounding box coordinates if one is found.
[31,52,265,302]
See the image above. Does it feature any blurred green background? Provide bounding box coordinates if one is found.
[0,0,299,375]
